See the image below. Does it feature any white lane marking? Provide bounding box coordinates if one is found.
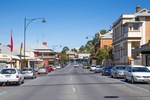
[71,77,72,81]
[73,87,76,93]
[0,77,40,97]
[0,91,7,96]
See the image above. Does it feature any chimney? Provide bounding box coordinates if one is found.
[136,5,140,13]
[43,42,47,46]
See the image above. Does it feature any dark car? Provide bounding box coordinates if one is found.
[102,66,113,76]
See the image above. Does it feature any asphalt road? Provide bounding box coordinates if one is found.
[0,63,150,100]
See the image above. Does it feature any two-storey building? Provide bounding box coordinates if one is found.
[112,5,150,65]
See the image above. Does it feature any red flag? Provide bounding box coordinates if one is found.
[10,30,13,52]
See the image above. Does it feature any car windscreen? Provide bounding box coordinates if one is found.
[105,66,113,69]
[116,66,126,70]
[133,67,150,72]
[22,69,32,71]
[91,66,96,67]
[1,69,16,74]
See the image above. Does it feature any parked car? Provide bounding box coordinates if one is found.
[90,65,97,71]
[95,65,102,73]
[102,66,113,76]
[49,65,56,71]
[37,67,48,74]
[146,66,150,71]
[0,68,24,85]
[56,65,61,69]
[124,65,150,84]
[111,65,126,78]
[22,68,37,79]
[82,63,90,69]
[74,63,79,68]
[45,66,52,72]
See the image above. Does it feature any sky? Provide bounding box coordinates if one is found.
[0,0,150,52]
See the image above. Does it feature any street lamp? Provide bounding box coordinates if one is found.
[23,17,46,67]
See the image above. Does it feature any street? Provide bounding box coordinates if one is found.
[0,63,150,100]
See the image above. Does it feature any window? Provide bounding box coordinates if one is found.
[135,18,139,21]
[133,24,139,30]
[1,69,16,74]
[124,26,128,33]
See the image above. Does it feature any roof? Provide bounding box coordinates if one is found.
[0,45,18,55]
[101,32,112,39]
[66,51,76,55]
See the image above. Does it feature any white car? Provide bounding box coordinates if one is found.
[124,65,150,84]
[56,65,61,69]
[74,63,79,68]
[0,68,24,85]
[146,66,150,71]
[90,65,97,71]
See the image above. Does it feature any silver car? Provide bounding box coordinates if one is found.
[111,65,126,78]
[22,68,37,79]
[94,65,102,73]
[37,67,48,74]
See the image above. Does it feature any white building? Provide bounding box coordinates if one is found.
[112,5,150,65]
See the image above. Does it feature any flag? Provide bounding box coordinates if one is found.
[20,43,23,58]
[10,30,13,52]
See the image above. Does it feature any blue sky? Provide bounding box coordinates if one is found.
[0,0,150,51]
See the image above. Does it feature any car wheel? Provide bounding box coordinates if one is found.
[111,74,113,78]
[0,83,3,86]
[131,77,135,84]
[124,76,128,82]
[22,79,24,84]
[31,77,34,79]
[115,73,117,78]
[17,79,21,85]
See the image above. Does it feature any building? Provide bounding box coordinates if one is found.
[29,42,55,68]
[95,31,112,52]
[0,45,20,69]
[112,5,150,65]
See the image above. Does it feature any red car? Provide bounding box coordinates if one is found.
[45,66,52,72]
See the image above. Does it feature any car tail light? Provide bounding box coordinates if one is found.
[30,71,33,74]
[16,75,19,78]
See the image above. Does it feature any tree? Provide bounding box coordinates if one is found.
[100,29,107,35]
[59,54,69,63]
[61,46,69,54]
[71,48,78,53]
[96,49,109,63]
[79,45,85,53]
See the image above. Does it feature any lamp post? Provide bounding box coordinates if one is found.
[23,18,46,67]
